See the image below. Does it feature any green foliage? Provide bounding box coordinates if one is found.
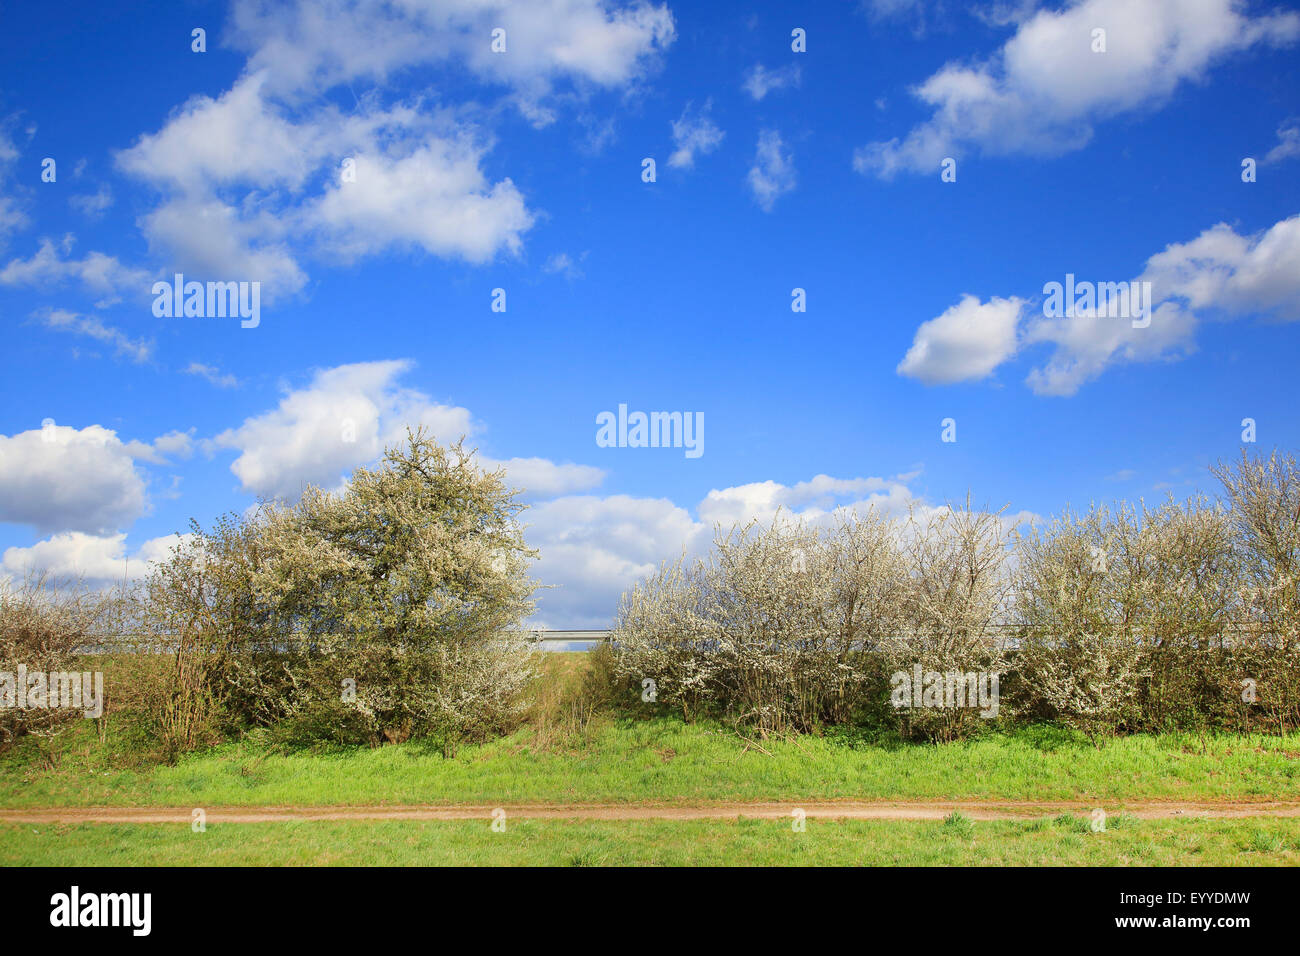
[942,811,974,838]
[610,449,1300,741]
[0,575,111,758]
[133,429,539,752]
[610,502,1013,740]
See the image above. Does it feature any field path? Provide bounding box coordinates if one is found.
[4,800,1300,824]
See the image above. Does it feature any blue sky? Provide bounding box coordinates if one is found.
[2,0,1299,626]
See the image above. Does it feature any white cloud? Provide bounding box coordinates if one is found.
[69,186,114,220]
[209,360,475,500]
[897,295,1024,385]
[972,1,1044,28]
[697,474,921,527]
[1139,215,1300,321]
[527,493,703,628]
[125,430,196,465]
[306,141,533,264]
[747,129,796,211]
[117,75,535,294]
[1264,121,1300,164]
[898,214,1300,396]
[0,425,150,535]
[1,531,191,588]
[109,3,675,297]
[667,100,724,169]
[1026,214,1300,394]
[0,196,24,250]
[742,63,800,101]
[185,362,240,388]
[209,359,613,503]
[488,457,606,499]
[41,309,153,363]
[527,472,928,628]
[543,251,585,279]
[1022,299,1198,396]
[855,0,1300,177]
[137,195,308,299]
[0,236,149,303]
[228,0,675,103]
[116,75,328,193]
[0,127,26,249]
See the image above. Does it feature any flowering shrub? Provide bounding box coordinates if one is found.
[136,429,539,751]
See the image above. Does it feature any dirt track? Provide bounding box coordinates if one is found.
[4,800,1300,824]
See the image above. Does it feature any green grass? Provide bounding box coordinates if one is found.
[3,816,1298,866]
[4,716,1299,808]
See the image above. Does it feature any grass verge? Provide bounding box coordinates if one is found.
[3,717,1299,808]
[2,816,1297,866]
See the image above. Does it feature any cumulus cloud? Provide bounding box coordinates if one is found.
[115,75,329,193]
[209,360,474,501]
[0,236,149,303]
[897,295,1024,385]
[1140,215,1300,320]
[1022,299,1198,395]
[696,474,920,527]
[136,195,308,299]
[125,429,196,465]
[109,2,673,297]
[898,214,1300,395]
[1025,214,1300,394]
[0,425,151,535]
[1,531,192,588]
[306,141,533,264]
[526,493,703,627]
[526,471,932,628]
[228,0,675,104]
[855,0,1300,177]
[747,129,796,211]
[488,457,605,500]
[209,359,611,503]
[119,84,488,297]
[667,100,724,169]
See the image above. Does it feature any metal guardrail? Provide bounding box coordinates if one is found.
[70,624,1286,655]
[72,630,615,654]
[529,630,610,651]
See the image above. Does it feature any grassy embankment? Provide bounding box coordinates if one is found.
[4,654,1298,865]
[3,815,1298,866]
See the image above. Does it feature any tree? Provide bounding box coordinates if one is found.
[881,500,1013,742]
[1013,503,1147,741]
[612,510,909,734]
[249,429,539,747]
[137,429,540,751]
[1212,450,1300,732]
